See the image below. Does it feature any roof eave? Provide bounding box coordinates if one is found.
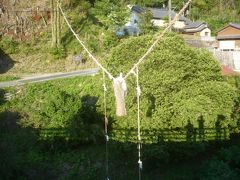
[217,36,240,40]
[217,23,240,34]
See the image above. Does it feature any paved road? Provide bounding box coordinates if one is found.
[0,68,99,88]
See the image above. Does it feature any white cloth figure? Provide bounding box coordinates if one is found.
[113,73,127,116]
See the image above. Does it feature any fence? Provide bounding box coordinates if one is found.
[209,49,240,70]
[39,126,232,143]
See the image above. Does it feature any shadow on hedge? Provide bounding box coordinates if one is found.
[0,48,15,74]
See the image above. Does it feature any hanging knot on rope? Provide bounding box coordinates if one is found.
[130,67,137,76]
[103,83,107,92]
[138,134,141,141]
[105,134,109,142]
[113,73,127,116]
[131,66,141,97]
[136,86,141,97]
[138,159,143,170]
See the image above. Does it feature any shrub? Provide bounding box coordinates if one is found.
[199,160,239,180]
[105,33,236,143]
[49,45,67,59]
[19,82,103,143]
[0,37,19,54]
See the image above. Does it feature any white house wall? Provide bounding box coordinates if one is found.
[173,21,185,29]
[151,19,185,29]
[200,28,211,37]
[151,19,166,27]
[219,41,236,50]
[125,12,140,27]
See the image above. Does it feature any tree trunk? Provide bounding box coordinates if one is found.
[54,2,58,45]
[51,0,57,47]
[51,0,56,47]
[51,0,61,47]
[57,1,61,46]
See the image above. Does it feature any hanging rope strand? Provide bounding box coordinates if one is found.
[132,66,142,180]
[124,0,193,80]
[57,1,114,80]
[103,71,108,134]
[102,71,110,180]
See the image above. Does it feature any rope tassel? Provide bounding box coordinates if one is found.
[113,73,127,116]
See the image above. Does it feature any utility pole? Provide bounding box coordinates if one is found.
[168,0,171,31]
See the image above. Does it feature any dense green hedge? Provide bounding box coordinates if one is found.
[105,33,237,143]
[6,77,104,143]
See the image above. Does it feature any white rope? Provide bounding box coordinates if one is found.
[124,0,193,79]
[57,1,114,80]
[132,66,142,179]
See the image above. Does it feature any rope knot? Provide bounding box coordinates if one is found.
[103,84,107,92]
[105,134,109,142]
[138,160,143,170]
[136,86,141,97]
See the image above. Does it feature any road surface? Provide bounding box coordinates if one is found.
[0,68,99,88]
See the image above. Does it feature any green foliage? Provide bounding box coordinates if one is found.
[199,145,240,180]
[91,0,130,30]
[129,0,166,7]
[0,37,19,54]
[39,91,82,128]
[14,77,104,143]
[0,75,19,82]
[138,9,156,35]
[188,0,240,35]
[102,32,120,50]
[105,33,236,143]
[200,160,239,180]
[49,45,67,59]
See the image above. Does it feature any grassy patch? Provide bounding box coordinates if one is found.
[0,75,19,82]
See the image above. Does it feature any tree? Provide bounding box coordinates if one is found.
[51,0,61,47]
[105,33,236,143]
[138,9,155,34]
[91,0,130,30]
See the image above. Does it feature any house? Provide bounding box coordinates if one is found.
[149,8,190,29]
[116,5,144,37]
[148,8,211,38]
[181,22,211,37]
[116,5,211,38]
[217,23,240,50]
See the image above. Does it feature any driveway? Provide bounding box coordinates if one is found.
[0,68,99,88]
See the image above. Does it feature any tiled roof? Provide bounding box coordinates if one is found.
[217,23,240,33]
[184,22,206,29]
[148,8,191,22]
[182,22,208,33]
[131,5,144,13]
[229,23,240,29]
